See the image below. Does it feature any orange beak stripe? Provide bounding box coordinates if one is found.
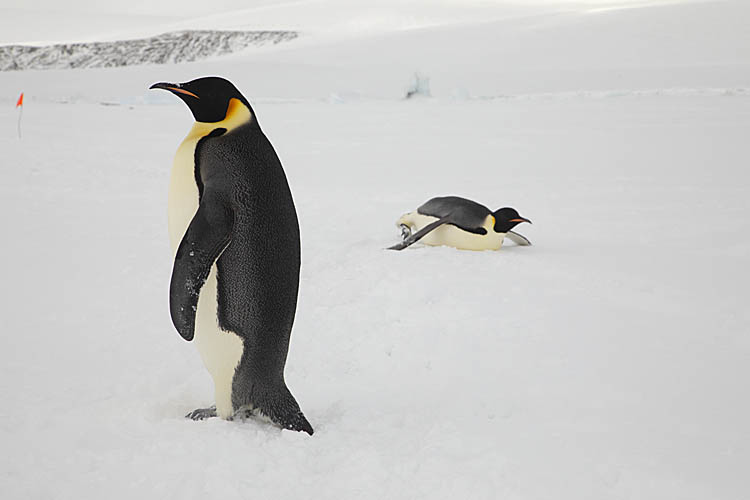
[509,218,527,223]
[167,87,200,99]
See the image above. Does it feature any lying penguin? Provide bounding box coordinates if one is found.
[390,196,532,251]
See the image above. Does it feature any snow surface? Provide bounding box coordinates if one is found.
[1,1,749,499]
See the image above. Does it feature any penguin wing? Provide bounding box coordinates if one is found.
[447,208,491,235]
[505,230,532,246]
[169,189,233,341]
[388,216,451,250]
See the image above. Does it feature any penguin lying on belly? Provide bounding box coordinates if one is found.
[391,196,532,251]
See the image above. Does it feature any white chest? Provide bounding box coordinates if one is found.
[168,135,201,251]
[168,123,244,419]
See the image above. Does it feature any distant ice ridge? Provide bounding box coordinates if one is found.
[0,30,298,71]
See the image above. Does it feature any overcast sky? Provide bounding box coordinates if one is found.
[1,0,689,16]
[0,0,696,45]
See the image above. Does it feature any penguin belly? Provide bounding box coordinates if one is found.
[169,129,243,419]
[398,212,505,251]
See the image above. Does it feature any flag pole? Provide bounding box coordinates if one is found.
[15,92,24,139]
[17,104,22,139]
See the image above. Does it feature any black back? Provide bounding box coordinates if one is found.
[417,196,492,234]
[199,122,300,377]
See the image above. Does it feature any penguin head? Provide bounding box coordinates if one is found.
[492,207,531,233]
[149,76,251,123]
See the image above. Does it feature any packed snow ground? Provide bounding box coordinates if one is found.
[1,1,749,499]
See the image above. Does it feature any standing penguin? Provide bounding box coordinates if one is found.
[150,77,312,434]
[391,196,531,251]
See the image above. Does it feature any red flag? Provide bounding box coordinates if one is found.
[16,93,24,107]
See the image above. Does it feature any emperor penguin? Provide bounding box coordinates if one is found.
[391,196,531,251]
[150,77,312,435]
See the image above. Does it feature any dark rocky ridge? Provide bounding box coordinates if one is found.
[0,30,298,71]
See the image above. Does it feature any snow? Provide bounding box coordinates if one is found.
[1,1,749,499]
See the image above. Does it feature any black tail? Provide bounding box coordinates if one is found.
[263,384,313,435]
[236,381,313,435]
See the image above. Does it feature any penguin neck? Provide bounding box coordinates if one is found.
[484,215,504,235]
[168,98,254,253]
[185,98,254,140]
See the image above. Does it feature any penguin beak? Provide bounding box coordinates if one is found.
[149,82,200,99]
[510,217,532,224]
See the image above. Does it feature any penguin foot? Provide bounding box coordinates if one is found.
[233,406,313,435]
[234,406,257,421]
[399,224,412,241]
[185,405,217,420]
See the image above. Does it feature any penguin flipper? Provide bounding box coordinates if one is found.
[170,191,233,341]
[388,216,450,250]
[505,230,532,246]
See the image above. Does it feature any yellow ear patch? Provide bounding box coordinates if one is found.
[223,98,246,122]
[185,98,252,141]
[211,97,252,130]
